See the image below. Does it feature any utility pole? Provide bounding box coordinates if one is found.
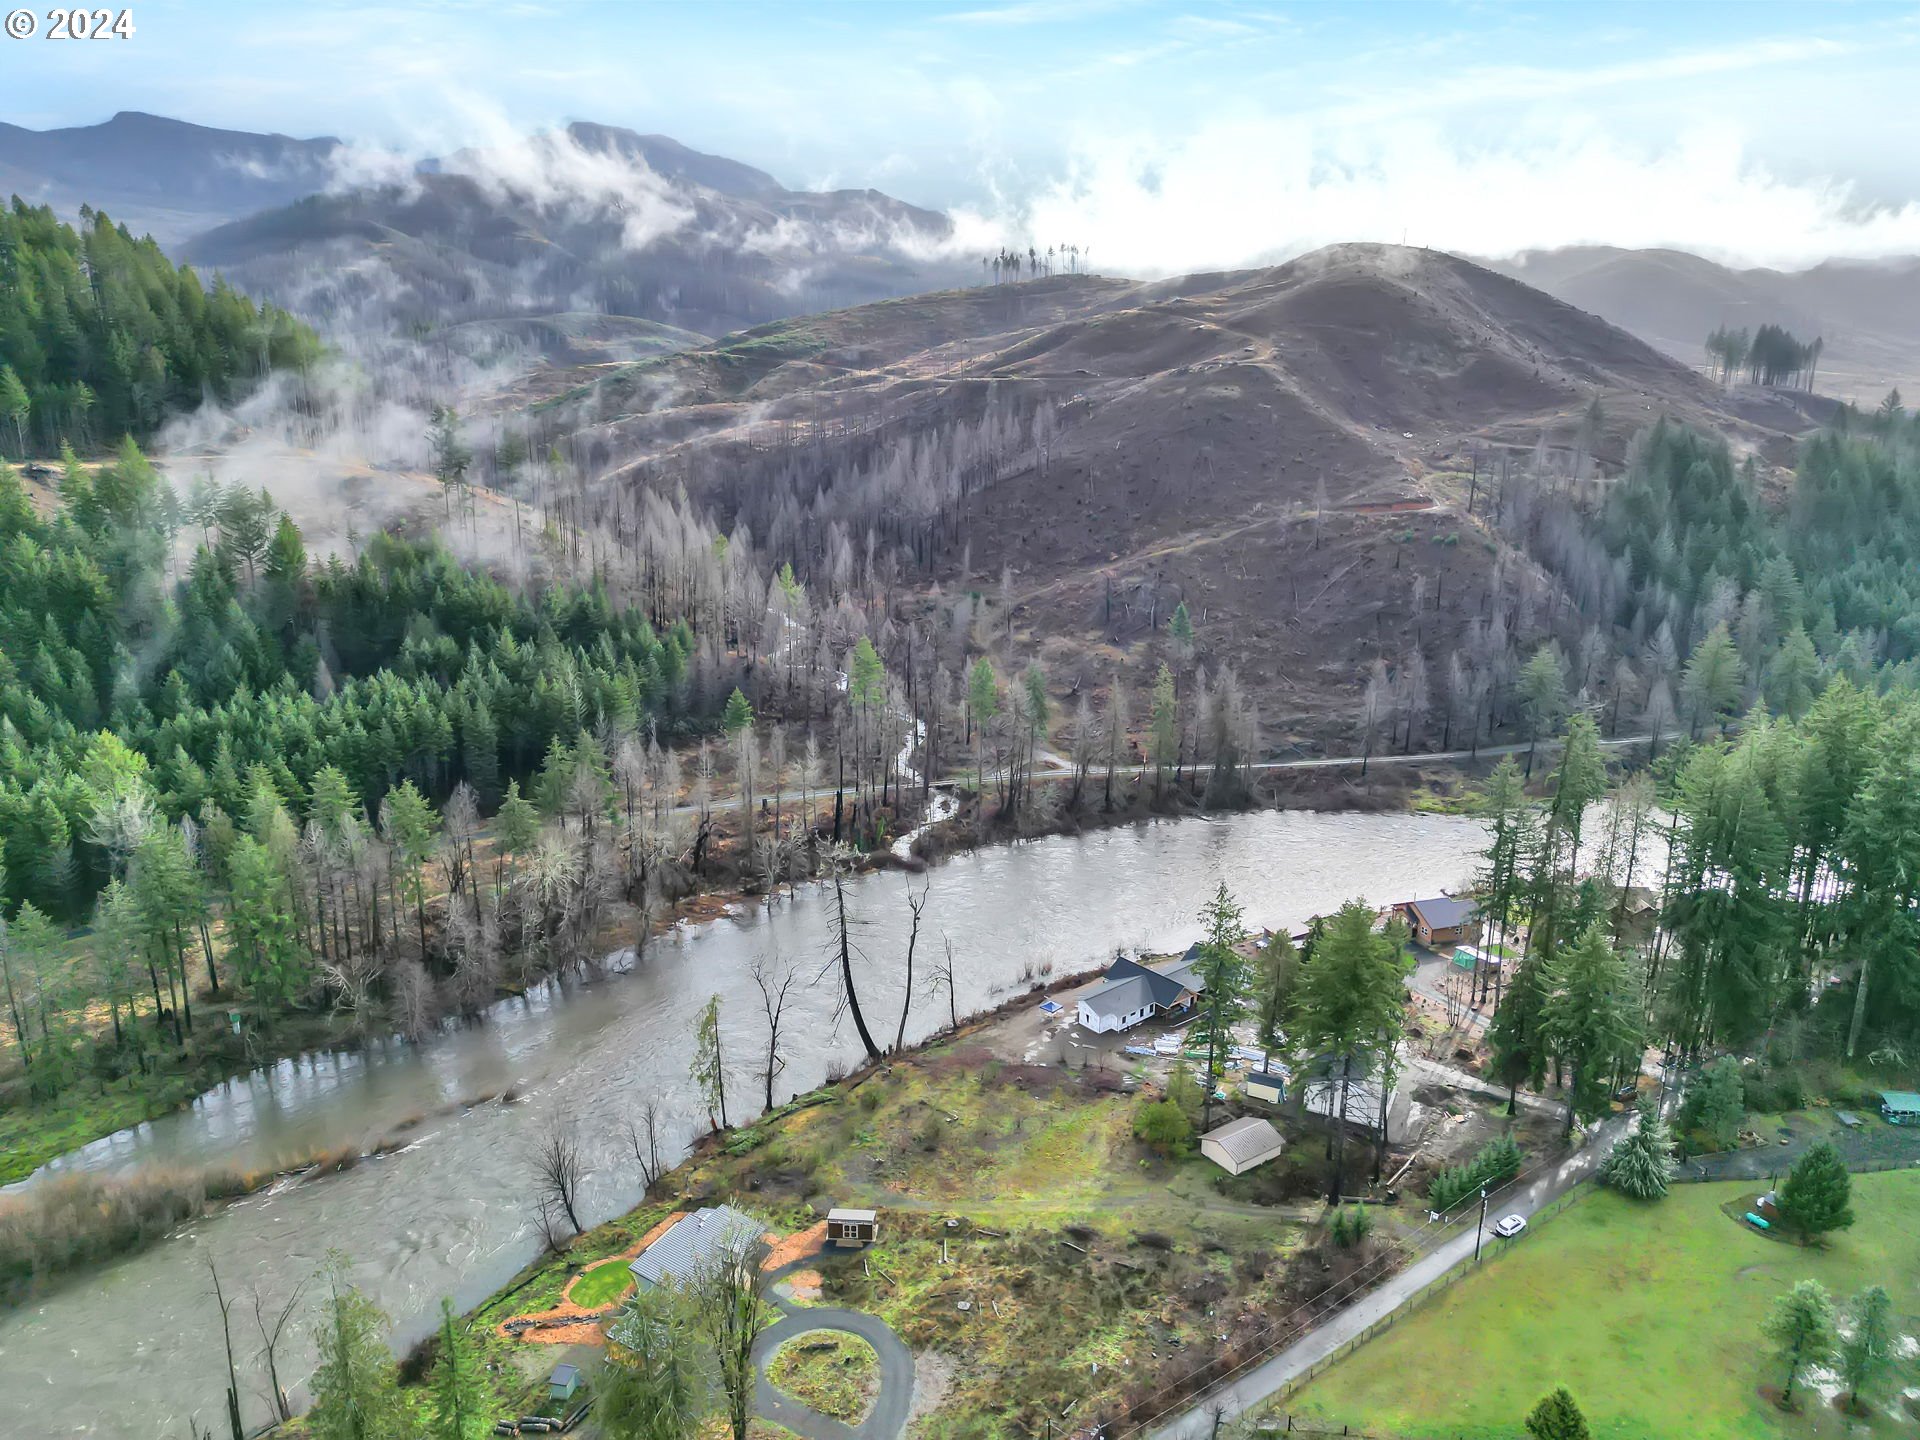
[1474,1186,1489,1263]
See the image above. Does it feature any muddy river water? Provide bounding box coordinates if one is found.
[0,809,1499,1439]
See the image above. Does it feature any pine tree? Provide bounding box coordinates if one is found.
[1837,1284,1898,1413]
[721,687,753,735]
[1543,923,1643,1136]
[1764,1279,1837,1406]
[1780,1141,1854,1239]
[1600,1096,1674,1199]
[1524,1387,1592,1440]
[1189,883,1250,1125]
[309,1266,406,1440]
[427,1297,491,1440]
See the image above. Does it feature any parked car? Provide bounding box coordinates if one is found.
[1492,1214,1527,1238]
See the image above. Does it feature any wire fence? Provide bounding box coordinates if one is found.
[1252,1184,1594,1417]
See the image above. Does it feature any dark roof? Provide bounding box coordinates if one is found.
[550,1363,580,1385]
[1400,895,1478,930]
[1082,975,1154,1019]
[1245,1069,1288,1088]
[1103,954,1206,1009]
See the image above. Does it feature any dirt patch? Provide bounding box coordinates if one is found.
[764,1220,828,1272]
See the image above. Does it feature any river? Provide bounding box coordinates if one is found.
[0,809,1496,1440]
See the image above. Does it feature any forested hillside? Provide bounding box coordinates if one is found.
[1519,399,1920,741]
[0,199,319,454]
[0,441,719,1126]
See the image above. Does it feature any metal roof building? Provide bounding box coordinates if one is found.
[628,1205,765,1290]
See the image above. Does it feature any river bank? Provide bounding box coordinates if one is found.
[4,757,1475,1193]
[0,807,1500,1440]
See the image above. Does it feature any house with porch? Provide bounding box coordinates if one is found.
[1075,954,1207,1034]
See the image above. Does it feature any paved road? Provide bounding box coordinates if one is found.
[754,1257,916,1440]
[1145,1112,1631,1440]
[1678,1121,1920,1184]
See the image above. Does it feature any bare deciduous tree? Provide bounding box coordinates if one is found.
[750,954,800,1111]
[694,1236,774,1440]
[529,1120,587,1237]
[620,1099,669,1192]
[894,880,930,1052]
[250,1276,307,1424]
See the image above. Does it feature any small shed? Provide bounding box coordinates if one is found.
[1243,1069,1288,1105]
[826,1206,879,1248]
[548,1362,581,1401]
[1881,1090,1920,1125]
[1200,1116,1286,1176]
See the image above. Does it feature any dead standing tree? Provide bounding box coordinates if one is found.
[620,1098,670,1192]
[894,879,930,1051]
[822,846,883,1061]
[529,1119,588,1238]
[250,1275,308,1424]
[750,954,801,1111]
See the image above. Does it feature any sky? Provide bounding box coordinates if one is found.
[9,0,1920,271]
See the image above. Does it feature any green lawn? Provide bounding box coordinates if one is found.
[568,1258,635,1310]
[1288,1173,1920,1440]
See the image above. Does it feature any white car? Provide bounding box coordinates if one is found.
[1492,1214,1527,1238]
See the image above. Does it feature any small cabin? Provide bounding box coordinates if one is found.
[548,1362,581,1402]
[1881,1090,1920,1126]
[827,1206,879,1248]
[1243,1069,1287,1105]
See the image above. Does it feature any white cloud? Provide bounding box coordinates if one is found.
[979,115,1920,275]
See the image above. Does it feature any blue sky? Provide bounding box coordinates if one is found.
[10,0,1920,268]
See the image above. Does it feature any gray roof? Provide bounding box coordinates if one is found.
[1082,975,1154,1019]
[1102,955,1206,1009]
[1201,1116,1285,1166]
[1401,895,1478,930]
[550,1363,579,1384]
[629,1205,764,1288]
[828,1207,877,1223]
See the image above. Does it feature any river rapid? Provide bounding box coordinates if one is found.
[0,809,1496,1440]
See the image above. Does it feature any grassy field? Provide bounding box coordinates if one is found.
[767,1332,879,1423]
[1287,1172,1920,1440]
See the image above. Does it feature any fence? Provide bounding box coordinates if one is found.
[1252,1183,1595,1417]
[1110,1164,1597,1440]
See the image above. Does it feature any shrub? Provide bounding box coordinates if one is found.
[1133,1098,1193,1158]
[1330,1203,1374,1249]
[1427,1134,1523,1213]
[856,1084,884,1113]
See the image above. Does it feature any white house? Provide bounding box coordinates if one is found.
[1199,1116,1286,1175]
[1075,955,1207,1034]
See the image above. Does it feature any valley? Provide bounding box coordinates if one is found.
[6,23,1920,1440]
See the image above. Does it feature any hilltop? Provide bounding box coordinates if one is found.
[521,243,1826,747]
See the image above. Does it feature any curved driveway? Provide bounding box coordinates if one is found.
[754,1258,915,1440]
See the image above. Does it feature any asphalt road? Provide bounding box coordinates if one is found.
[1144,1111,1631,1440]
[754,1259,916,1440]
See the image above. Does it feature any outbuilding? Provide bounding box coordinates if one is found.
[1243,1069,1288,1105]
[826,1206,879,1248]
[1881,1090,1920,1126]
[1199,1116,1286,1175]
[548,1363,581,1402]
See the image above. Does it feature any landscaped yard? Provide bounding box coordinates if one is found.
[1286,1172,1920,1440]
[568,1257,635,1310]
[767,1331,880,1423]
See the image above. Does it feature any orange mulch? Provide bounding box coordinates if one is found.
[761,1220,827,1272]
[499,1212,686,1345]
